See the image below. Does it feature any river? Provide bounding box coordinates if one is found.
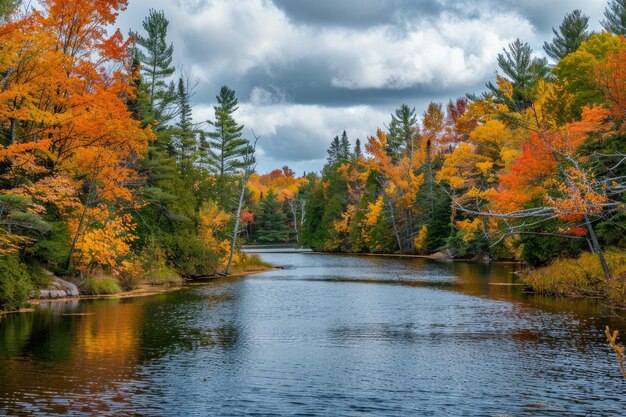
[1,251,625,416]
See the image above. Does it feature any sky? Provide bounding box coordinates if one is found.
[117,0,608,174]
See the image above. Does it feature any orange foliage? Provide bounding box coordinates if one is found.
[72,207,137,271]
[0,0,153,266]
[248,166,308,203]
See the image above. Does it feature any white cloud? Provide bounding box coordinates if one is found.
[116,0,607,172]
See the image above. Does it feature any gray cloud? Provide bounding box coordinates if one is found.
[117,0,607,173]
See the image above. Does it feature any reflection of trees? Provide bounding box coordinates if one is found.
[0,299,145,415]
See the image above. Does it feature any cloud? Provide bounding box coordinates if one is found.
[116,0,607,172]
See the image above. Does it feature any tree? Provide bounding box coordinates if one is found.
[174,74,198,176]
[0,0,152,273]
[206,86,249,208]
[353,138,363,159]
[387,104,418,160]
[486,39,549,111]
[224,136,257,274]
[327,135,341,165]
[602,0,626,35]
[543,10,590,61]
[255,188,289,243]
[0,0,19,22]
[339,130,350,162]
[131,9,176,122]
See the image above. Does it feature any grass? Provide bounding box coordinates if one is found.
[142,266,184,286]
[523,249,626,301]
[233,253,272,272]
[81,277,123,295]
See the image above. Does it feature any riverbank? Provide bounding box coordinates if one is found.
[0,265,276,315]
[307,250,525,264]
[522,249,626,301]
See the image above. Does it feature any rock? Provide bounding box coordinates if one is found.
[56,277,79,296]
[35,273,81,300]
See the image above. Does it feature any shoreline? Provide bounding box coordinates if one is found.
[8,266,277,313]
[306,251,525,264]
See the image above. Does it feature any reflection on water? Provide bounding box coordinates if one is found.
[1,252,625,416]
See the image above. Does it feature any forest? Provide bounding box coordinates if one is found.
[0,0,625,311]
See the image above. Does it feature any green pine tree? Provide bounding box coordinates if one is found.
[174,76,197,177]
[131,9,177,126]
[255,189,290,243]
[206,86,250,208]
[543,10,590,61]
[326,135,341,165]
[353,138,363,159]
[486,39,549,112]
[387,104,418,160]
[339,130,350,161]
[602,0,626,35]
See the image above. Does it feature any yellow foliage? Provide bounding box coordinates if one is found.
[198,200,232,268]
[456,218,482,242]
[364,197,384,227]
[413,225,428,253]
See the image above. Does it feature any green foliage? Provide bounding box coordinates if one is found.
[143,266,184,286]
[0,256,33,311]
[518,228,585,266]
[160,231,220,277]
[425,192,452,252]
[387,104,419,160]
[205,85,250,208]
[255,189,290,243]
[131,8,177,123]
[543,10,590,61]
[486,39,549,111]
[174,76,198,176]
[602,0,626,35]
[81,277,123,295]
[27,219,70,274]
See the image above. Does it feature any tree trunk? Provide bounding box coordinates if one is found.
[387,200,403,253]
[584,214,612,281]
[224,175,247,275]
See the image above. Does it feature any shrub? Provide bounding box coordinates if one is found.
[143,266,183,286]
[81,277,122,295]
[523,249,626,300]
[0,256,34,311]
[232,252,271,272]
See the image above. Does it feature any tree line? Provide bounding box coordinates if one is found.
[298,2,626,291]
[0,1,263,309]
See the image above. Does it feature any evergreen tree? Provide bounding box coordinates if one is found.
[339,130,350,161]
[387,104,418,160]
[486,39,549,111]
[326,135,341,165]
[206,86,249,207]
[353,138,362,159]
[543,10,590,61]
[131,9,177,125]
[602,0,626,35]
[255,189,290,243]
[174,76,197,176]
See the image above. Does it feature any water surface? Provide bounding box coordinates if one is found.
[1,252,625,416]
